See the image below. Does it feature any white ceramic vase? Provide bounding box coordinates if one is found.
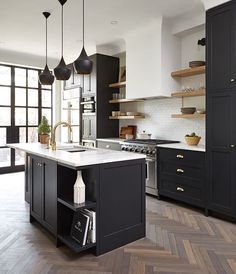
[74,170,85,204]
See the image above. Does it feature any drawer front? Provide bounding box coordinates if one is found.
[159,176,203,206]
[97,141,121,151]
[161,161,203,180]
[159,148,205,167]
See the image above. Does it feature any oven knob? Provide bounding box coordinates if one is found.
[125,147,129,151]
[146,150,151,154]
[135,148,140,152]
[141,149,146,154]
[121,147,125,151]
[152,150,156,155]
[130,148,135,152]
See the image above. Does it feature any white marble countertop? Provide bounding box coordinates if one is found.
[96,138,125,144]
[157,142,206,152]
[8,143,145,168]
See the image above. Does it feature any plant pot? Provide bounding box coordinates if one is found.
[39,134,49,144]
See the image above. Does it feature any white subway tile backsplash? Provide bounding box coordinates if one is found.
[120,98,205,144]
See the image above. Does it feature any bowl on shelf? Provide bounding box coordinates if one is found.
[181,107,196,114]
[126,112,141,116]
[196,108,206,114]
[189,61,205,68]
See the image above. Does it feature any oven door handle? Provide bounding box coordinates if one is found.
[146,158,156,162]
[146,161,150,180]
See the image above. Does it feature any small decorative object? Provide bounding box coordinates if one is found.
[74,170,85,204]
[38,116,51,144]
[196,108,206,114]
[119,66,126,82]
[181,107,196,114]
[198,38,206,46]
[185,132,201,146]
[189,61,205,68]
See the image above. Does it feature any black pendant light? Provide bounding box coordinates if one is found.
[54,0,71,80]
[73,0,93,75]
[39,12,55,86]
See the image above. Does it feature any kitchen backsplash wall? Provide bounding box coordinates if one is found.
[120,98,205,144]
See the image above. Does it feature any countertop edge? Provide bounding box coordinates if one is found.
[157,143,206,152]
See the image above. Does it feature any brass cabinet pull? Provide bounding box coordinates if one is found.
[177,187,184,192]
[230,78,235,83]
[106,145,110,149]
[177,168,184,173]
[176,154,184,159]
[230,144,235,148]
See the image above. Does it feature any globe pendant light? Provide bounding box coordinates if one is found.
[73,0,93,75]
[54,0,71,80]
[39,12,55,86]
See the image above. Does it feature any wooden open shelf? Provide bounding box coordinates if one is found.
[109,115,145,120]
[171,66,205,77]
[171,89,205,98]
[109,99,144,104]
[109,81,126,88]
[57,197,96,212]
[171,113,206,119]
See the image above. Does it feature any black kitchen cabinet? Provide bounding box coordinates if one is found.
[25,154,31,203]
[158,148,206,210]
[206,1,236,220]
[207,2,236,92]
[30,154,57,235]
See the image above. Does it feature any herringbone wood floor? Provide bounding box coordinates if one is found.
[1,173,236,274]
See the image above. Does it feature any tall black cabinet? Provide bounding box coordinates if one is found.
[207,1,236,218]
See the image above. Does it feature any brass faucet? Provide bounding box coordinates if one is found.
[50,121,73,150]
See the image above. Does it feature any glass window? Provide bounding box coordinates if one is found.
[15,88,26,106]
[15,108,26,126]
[15,68,26,87]
[42,108,51,124]
[42,89,51,107]
[28,89,38,106]
[28,127,38,143]
[19,127,26,143]
[28,108,38,125]
[0,87,11,106]
[0,66,11,86]
[0,128,6,146]
[0,107,11,126]
[28,70,38,88]
[15,150,25,166]
[0,148,11,167]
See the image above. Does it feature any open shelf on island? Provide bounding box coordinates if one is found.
[58,234,96,253]
[171,113,206,119]
[171,89,205,98]
[109,81,126,88]
[109,98,144,104]
[171,66,205,77]
[109,115,145,120]
[57,197,96,211]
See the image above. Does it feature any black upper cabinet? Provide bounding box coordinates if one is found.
[207,3,236,92]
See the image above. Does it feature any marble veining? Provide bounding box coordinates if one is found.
[157,142,205,152]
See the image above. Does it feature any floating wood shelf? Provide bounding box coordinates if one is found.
[171,66,205,77]
[109,81,126,88]
[171,113,206,119]
[171,89,206,98]
[109,115,145,120]
[109,99,144,104]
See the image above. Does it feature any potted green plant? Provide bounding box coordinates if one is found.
[38,116,51,144]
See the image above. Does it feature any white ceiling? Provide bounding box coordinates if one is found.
[0,0,205,65]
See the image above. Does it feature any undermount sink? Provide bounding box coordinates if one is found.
[55,145,91,153]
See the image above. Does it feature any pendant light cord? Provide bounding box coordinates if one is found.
[46,17,48,64]
[61,5,64,57]
[83,0,84,47]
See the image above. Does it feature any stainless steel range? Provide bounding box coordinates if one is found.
[121,139,179,196]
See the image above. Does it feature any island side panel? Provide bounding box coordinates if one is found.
[97,159,146,255]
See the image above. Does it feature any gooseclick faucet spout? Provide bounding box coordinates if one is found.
[50,121,72,150]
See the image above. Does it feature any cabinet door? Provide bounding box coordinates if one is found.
[207,92,236,215]
[25,154,31,203]
[41,159,57,235]
[30,156,43,221]
[82,115,89,139]
[82,115,96,140]
[83,75,92,95]
[207,3,236,91]
[89,116,96,139]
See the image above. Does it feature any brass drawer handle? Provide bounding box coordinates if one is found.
[177,168,184,173]
[176,154,184,159]
[106,145,111,149]
[177,187,184,192]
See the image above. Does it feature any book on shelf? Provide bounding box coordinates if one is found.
[82,209,96,244]
[71,211,90,246]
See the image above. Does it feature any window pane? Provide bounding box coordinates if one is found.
[28,108,38,125]
[15,68,26,87]
[15,88,26,106]
[0,128,6,146]
[15,150,25,166]
[0,107,11,126]
[72,126,79,142]
[19,127,26,143]
[15,108,26,125]
[0,66,11,85]
[0,87,11,106]
[28,89,38,106]
[42,108,51,124]
[71,110,79,125]
[42,89,51,107]
[0,148,10,167]
[28,127,38,143]
[28,70,38,88]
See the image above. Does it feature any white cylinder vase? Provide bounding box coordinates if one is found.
[74,170,85,204]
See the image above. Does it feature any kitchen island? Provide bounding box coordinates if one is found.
[8,143,146,256]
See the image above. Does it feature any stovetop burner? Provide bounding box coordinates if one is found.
[124,139,179,145]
